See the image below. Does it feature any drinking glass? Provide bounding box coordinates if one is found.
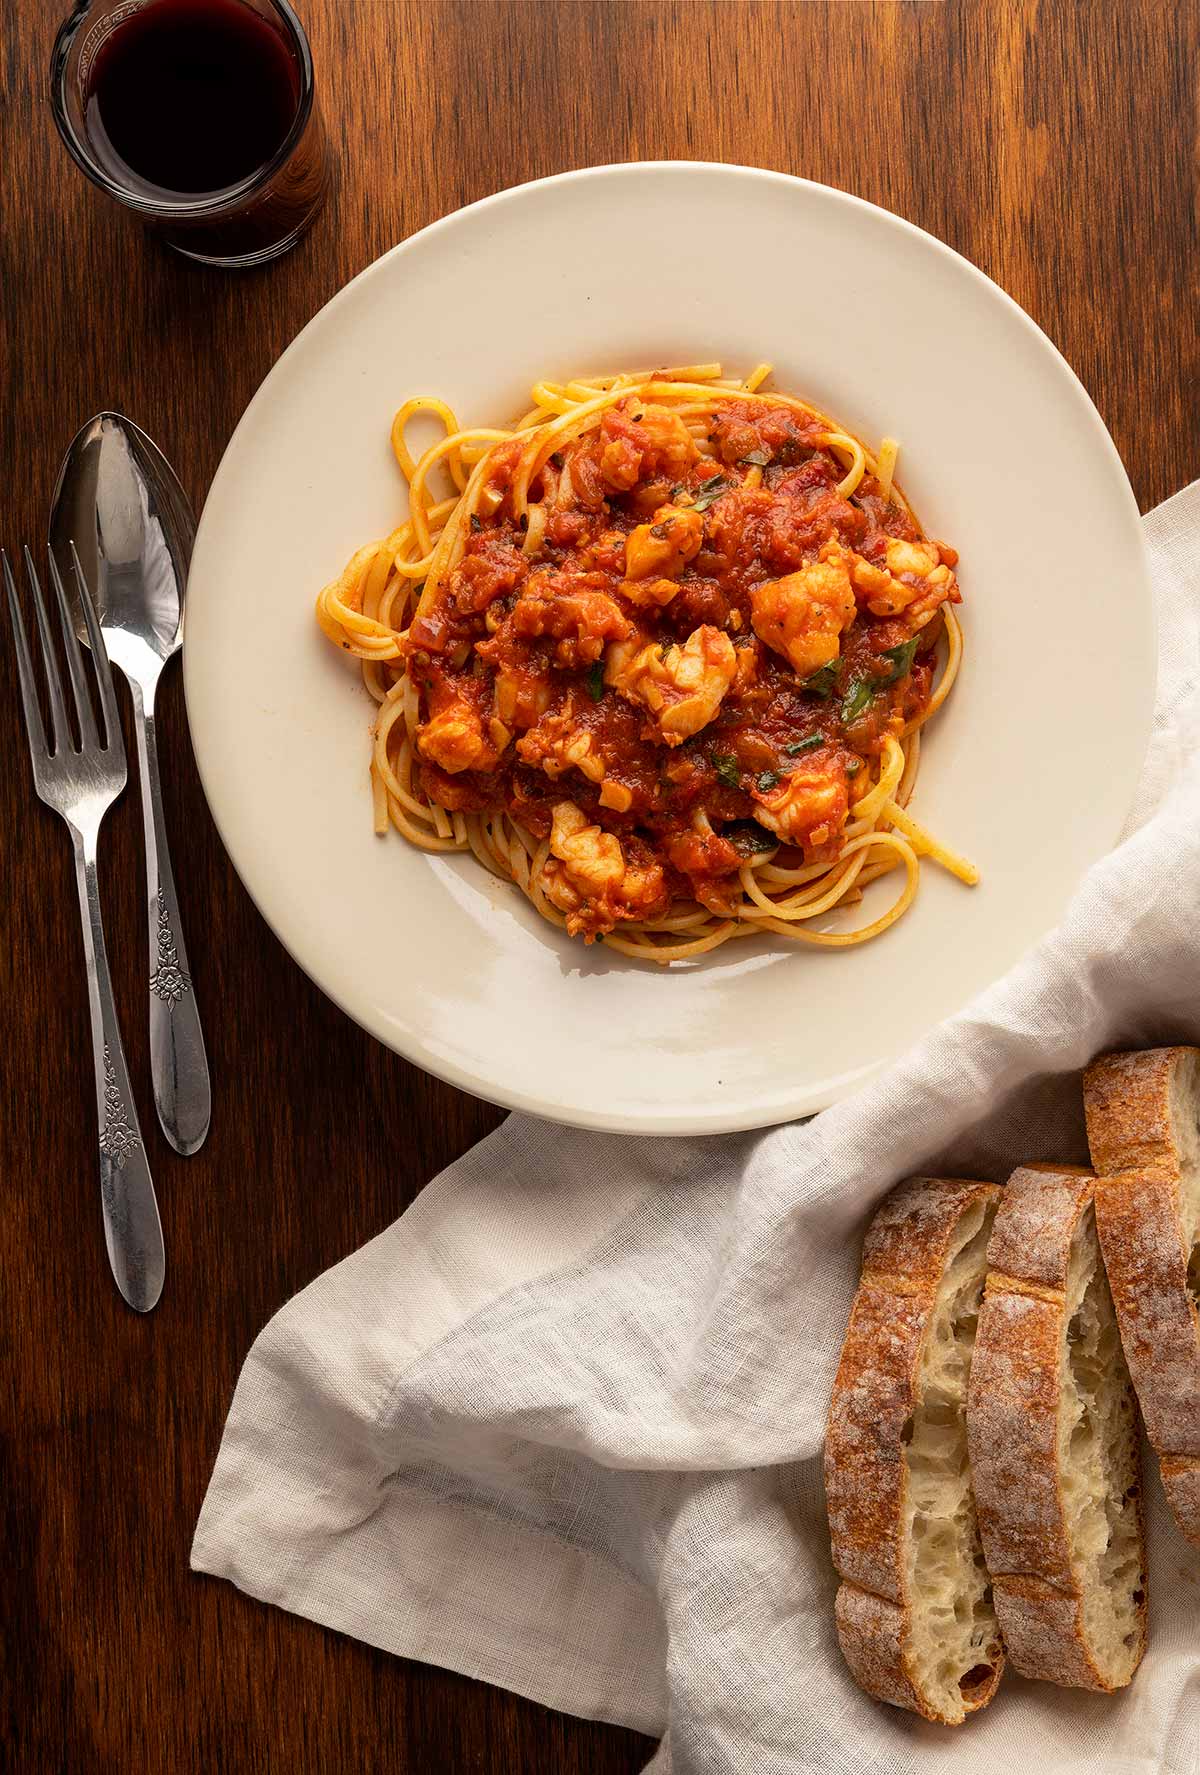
[50,0,329,268]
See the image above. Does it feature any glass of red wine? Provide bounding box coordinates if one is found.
[51,0,328,267]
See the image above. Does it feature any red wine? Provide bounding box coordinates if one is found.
[84,0,301,198]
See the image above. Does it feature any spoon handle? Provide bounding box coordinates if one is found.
[132,674,211,1155]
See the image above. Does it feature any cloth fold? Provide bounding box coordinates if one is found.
[193,483,1200,1774]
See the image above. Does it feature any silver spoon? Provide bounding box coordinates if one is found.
[50,414,211,1156]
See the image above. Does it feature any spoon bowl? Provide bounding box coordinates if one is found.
[50,412,195,669]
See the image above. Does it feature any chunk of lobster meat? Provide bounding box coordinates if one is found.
[516,711,636,812]
[547,801,623,891]
[597,402,699,492]
[541,802,669,937]
[750,545,857,676]
[849,537,960,628]
[417,697,505,775]
[639,404,702,476]
[491,667,551,730]
[606,624,737,745]
[518,712,606,784]
[602,632,647,692]
[620,575,680,611]
[624,505,705,581]
[752,760,849,858]
[511,573,633,667]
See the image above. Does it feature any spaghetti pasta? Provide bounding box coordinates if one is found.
[316,363,975,963]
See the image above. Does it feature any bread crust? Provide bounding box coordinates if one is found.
[825,1177,1004,1723]
[967,1164,1147,1690]
[1084,1047,1200,1546]
[832,1584,1005,1719]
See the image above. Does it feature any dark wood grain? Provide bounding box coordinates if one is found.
[1,2,1197,1769]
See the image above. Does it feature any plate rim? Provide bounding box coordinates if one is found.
[183,160,1155,1133]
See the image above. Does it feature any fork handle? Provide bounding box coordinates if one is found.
[132,678,211,1156]
[72,828,166,1313]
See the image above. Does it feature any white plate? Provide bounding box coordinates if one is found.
[184,163,1154,1134]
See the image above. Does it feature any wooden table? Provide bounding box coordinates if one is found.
[3,2,1197,1768]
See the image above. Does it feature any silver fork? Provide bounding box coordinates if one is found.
[4,544,165,1313]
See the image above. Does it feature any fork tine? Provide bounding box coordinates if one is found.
[47,548,100,750]
[70,542,122,753]
[3,549,50,761]
[22,546,70,755]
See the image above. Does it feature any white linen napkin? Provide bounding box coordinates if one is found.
[192,483,1200,1774]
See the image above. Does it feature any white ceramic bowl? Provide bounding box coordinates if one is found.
[184,163,1154,1133]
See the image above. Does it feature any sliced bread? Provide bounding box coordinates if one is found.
[967,1163,1146,1689]
[1083,1046,1200,1546]
[825,1177,1005,1725]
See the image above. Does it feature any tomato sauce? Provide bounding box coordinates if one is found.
[402,397,961,937]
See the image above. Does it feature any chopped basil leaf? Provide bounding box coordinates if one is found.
[841,677,873,724]
[785,733,824,755]
[878,636,920,684]
[585,661,605,701]
[739,447,772,466]
[659,637,674,660]
[756,769,780,792]
[802,661,840,699]
[727,822,778,856]
[692,474,732,512]
[469,514,482,531]
[669,483,685,500]
[711,752,741,789]
[846,758,862,777]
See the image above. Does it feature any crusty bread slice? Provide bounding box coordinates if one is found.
[825,1177,1005,1725]
[967,1164,1146,1689]
[1083,1046,1200,1546]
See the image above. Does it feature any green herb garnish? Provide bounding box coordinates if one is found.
[585,660,605,701]
[878,636,920,684]
[659,637,674,660]
[469,514,482,531]
[740,447,772,467]
[802,661,841,699]
[727,822,779,857]
[692,474,732,512]
[841,677,873,724]
[785,734,824,755]
[756,769,780,793]
[711,752,741,789]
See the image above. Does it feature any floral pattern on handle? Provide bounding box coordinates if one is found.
[98,1044,140,1166]
[149,885,191,1010]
